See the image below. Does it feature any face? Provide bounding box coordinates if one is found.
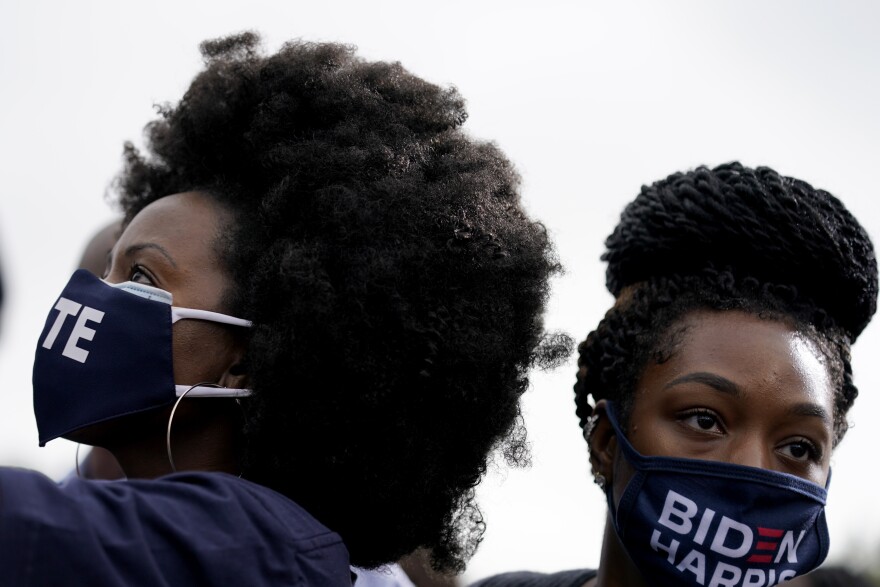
[103,191,244,389]
[597,309,835,493]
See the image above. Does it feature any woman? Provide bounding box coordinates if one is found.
[13,32,567,585]
[474,162,877,586]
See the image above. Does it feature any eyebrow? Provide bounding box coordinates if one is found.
[664,373,832,426]
[787,402,832,426]
[124,243,178,268]
[663,372,741,396]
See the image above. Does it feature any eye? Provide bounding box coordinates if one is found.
[778,438,821,463]
[129,264,154,285]
[678,409,725,435]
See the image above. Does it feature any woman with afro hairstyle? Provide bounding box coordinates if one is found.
[474,162,878,587]
[12,32,568,585]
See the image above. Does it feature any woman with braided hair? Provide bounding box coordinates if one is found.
[474,162,877,587]
[4,32,567,585]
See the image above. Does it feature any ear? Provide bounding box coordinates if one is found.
[588,399,618,486]
[218,335,250,390]
[219,359,249,390]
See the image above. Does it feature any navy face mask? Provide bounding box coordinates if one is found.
[33,270,252,446]
[602,402,830,587]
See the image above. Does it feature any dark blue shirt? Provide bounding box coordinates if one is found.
[0,468,352,586]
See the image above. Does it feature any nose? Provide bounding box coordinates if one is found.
[727,434,773,471]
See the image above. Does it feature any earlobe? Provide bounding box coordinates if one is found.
[219,366,249,391]
[588,399,618,488]
[219,349,250,390]
[217,328,250,389]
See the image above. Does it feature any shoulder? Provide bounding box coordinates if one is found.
[131,471,343,548]
[0,468,352,586]
[4,468,340,549]
[469,569,597,587]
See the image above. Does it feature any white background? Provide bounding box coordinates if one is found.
[1,1,879,582]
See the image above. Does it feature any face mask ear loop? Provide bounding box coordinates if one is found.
[166,382,220,473]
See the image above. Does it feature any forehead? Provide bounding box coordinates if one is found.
[118,192,229,262]
[641,310,834,412]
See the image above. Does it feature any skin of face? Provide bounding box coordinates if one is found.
[586,309,836,587]
[67,192,248,477]
[104,191,244,388]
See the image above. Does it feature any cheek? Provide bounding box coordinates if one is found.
[171,322,237,384]
[626,393,686,459]
[610,438,638,509]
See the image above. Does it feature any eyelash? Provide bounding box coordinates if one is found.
[676,408,823,463]
[129,263,154,285]
[677,408,725,434]
[782,438,822,463]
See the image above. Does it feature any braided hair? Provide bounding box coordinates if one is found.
[575,162,877,446]
[115,32,568,571]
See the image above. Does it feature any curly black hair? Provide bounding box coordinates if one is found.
[114,32,568,571]
[575,162,877,447]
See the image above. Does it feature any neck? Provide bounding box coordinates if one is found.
[107,401,241,479]
[594,512,648,587]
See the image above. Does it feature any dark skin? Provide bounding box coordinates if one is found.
[585,310,836,587]
[66,191,249,479]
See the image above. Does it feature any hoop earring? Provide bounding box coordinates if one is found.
[166,382,220,473]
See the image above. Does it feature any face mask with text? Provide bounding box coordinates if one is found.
[33,270,252,446]
[602,402,829,587]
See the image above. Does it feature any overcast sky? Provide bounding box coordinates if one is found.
[2,0,879,581]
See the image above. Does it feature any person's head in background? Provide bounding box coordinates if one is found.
[577,163,876,586]
[39,32,567,572]
[77,221,120,280]
[72,219,126,482]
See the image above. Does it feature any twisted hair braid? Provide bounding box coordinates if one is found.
[576,162,875,446]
